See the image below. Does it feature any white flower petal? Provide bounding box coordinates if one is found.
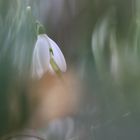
[48,64,55,74]
[32,34,50,79]
[47,37,67,73]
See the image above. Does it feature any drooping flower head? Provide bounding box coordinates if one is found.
[32,22,67,79]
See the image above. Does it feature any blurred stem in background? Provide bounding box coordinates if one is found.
[1,0,140,139]
[0,0,36,137]
[92,0,140,124]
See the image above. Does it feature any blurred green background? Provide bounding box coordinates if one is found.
[1,0,140,139]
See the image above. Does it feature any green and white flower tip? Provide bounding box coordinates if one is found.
[32,24,67,79]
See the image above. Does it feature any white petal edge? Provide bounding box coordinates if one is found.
[32,34,50,79]
[47,36,67,73]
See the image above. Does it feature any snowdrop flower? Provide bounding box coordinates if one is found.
[32,34,67,79]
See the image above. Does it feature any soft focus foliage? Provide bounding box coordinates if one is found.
[0,0,36,136]
[1,0,140,140]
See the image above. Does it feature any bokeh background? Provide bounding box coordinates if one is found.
[1,0,140,139]
[33,0,140,140]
